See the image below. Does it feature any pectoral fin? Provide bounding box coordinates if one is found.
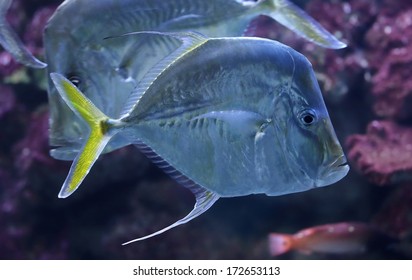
[0,0,47,68]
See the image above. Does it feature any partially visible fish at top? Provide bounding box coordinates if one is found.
[268,222,397,256]
[43,0,347,160]
[49,32,349,244]
[0,0,46,68]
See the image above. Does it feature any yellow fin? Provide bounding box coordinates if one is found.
[50,73,118,198]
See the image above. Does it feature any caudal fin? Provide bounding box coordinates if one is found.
[262,0,347,49]
[0,0,47,68]
[50,73,121,198]
[268,233,294,256]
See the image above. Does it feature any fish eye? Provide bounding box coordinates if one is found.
[298,109,317,126]
[68,74,81,87]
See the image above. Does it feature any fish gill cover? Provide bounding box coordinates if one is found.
[0,0,411,260]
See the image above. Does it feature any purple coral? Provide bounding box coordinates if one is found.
[12,108,55,172]
[23,6,57,59]
[365,8,412,120]
[0,85,16,119]
[345,1,412,183]
[371,47,412,121]
[346,121,412,186]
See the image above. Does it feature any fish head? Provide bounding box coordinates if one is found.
[272,50,349,192]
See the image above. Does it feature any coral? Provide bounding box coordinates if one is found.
[306,0,378,48]
[365,8,412,121]
[23,6,57,60]
[0,85,16,119]
[346,121,412,186]
[12,108,55,172]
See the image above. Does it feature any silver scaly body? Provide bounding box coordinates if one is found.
[50,33,349,243]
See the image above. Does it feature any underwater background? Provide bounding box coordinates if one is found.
[1,0,412,259]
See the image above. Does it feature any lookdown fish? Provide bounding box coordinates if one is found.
[44,0,346,160]
[0,0,46,68]
[268,222,397,256]
[50,32,349,244]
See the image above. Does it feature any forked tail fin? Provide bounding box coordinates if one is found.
[0,0,47,68]
[260,0,347,49]
[50,73,121,198]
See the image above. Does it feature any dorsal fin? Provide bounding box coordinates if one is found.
[122,141,220,245]
[109,31,209,118]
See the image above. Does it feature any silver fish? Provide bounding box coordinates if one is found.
[50,32,349,244]
[0,0,46,68]
[44,0,347,160]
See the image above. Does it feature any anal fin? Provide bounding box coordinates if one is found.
[122,141,220,245]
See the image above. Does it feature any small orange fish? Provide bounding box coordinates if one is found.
[268,222,391,256]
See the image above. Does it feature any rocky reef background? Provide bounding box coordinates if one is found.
[1,0,412,259]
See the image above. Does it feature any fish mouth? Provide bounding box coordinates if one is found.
[315,155,350,187]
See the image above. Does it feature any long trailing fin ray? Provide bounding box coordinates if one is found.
[0,0,46,68]
[264,0,346,49]
[106,31,208,118]
[50,73,119,198]
[121,141,220,245]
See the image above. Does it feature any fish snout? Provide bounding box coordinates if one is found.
[315,154,349,187]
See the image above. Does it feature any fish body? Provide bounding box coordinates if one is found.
[43,0,346,160]
[50,33,349,243]
[0,0,46,68]
[269,222,388,256]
